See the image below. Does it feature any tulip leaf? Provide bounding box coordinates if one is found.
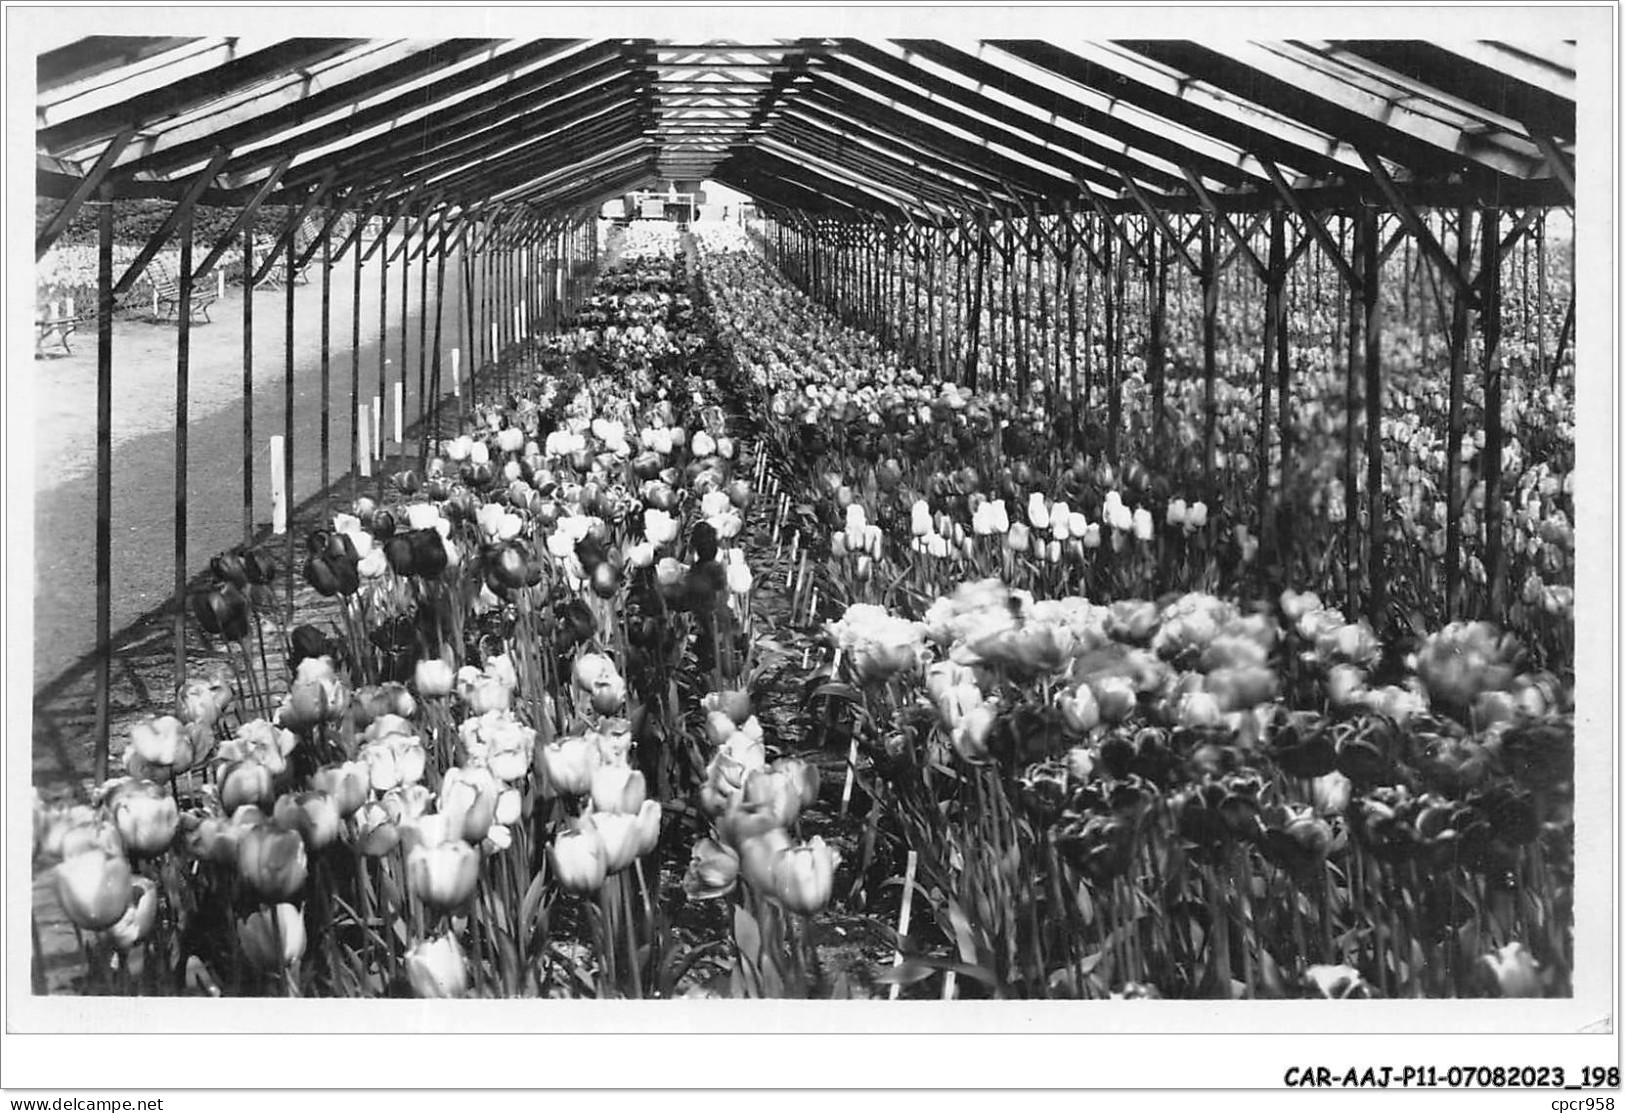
[732,905,763,966]
[946,900,982,967]
[873,959,937,988]
[518,867,551,949]
[494,928,521,996]
[873,952,1001,990]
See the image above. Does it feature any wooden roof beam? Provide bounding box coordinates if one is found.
[1179,166,1267,279]
[187,155,292,278]
[339,74,643,193]
[827,46,1191,195]
[1119,170,1203,276]
[359,178,428,263]
[785,89,1060,203]
[805,64,1128,197]
[37,36,281,129]
[271,46,628,190]
[1357,148,1475,304]
[35,125,136,260]
[293,185,363,272]
[753,136,924,215]
[1260,158,1359,292]
[1527,131,1575,202]
[204,40,602,188]
[1220,41,1544,179]
[107,146,231,292]
[250,170,337,285]
[774,105,1015,207]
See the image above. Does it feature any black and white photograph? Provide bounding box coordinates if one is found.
[3,2,1618,1100]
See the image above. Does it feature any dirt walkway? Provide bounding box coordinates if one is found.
[31,235,479,691]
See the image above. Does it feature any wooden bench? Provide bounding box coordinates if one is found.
[35,301,94,355]
[252,214,322,288]
[149,259,218,324]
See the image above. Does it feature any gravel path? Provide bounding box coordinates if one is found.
[31,235,475,690]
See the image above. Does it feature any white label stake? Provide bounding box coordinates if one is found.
[888,850,918,1000]
[358,405,372,477]
[394,381,404,446]
[372,396,382,460]
[269,436,287,534]
[451,347,461,397]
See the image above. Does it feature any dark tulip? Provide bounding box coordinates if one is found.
[443,490,476,524]
[1355,799,1417,863]
[424,478,451,501]
[633,451,663,481]
[394,470,420,495]
[325,532,360,566]
[384,536,418,576]
[1333,726,1391,787]
[330,556,360,596]
[1176,784,1232,851]
[192,586,234,637]
[1219,790,1263,841]
[1270,712,1337,779]
[488,544,529,590]
[690,521,718,563]
[193,581,250,633]
[371,510,396,540]
[290,624,330,667]
[1018,763,1069,823]
[591,561,619,599]
[211,551,249,587]
[303,556,340,597]
[1467,786,1539,847]
[686,560,726,607]
[408,529,448,578]
[1099,732,1135,780]
[524,554,547,588]
[575,534,607,574]
[1497,718,1574,790]
[243,550,278,585]
[307,529,332,556]
[561,599,596,645]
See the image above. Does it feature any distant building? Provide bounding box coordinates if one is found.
[602,184,707,225]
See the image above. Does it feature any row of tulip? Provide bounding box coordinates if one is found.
[687,223,1575,999]
[738,219,1575,659]
[35,228,846,998]
[32,218,1576,1001]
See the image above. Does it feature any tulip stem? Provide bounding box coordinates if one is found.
[596,884,618,997]
[621,871,643,998]
[251,609,275,711]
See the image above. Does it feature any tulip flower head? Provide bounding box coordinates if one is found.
[108,778,179,858]
[771,836,840,914]
[103,875,159,953]
[237,821,309,900]
[238,903,306,971]
[406,933,470,998]
[406,836,480,911]
[128,715,196,770]
[549,825,608,894]
[1480,942,1542,997]
[56,849,134,931]
[273,790,342,851]
[682,836,740,900]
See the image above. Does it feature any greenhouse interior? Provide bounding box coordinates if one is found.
[28,33,1588,1003]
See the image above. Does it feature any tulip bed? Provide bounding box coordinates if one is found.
[33,217,1575,1001]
